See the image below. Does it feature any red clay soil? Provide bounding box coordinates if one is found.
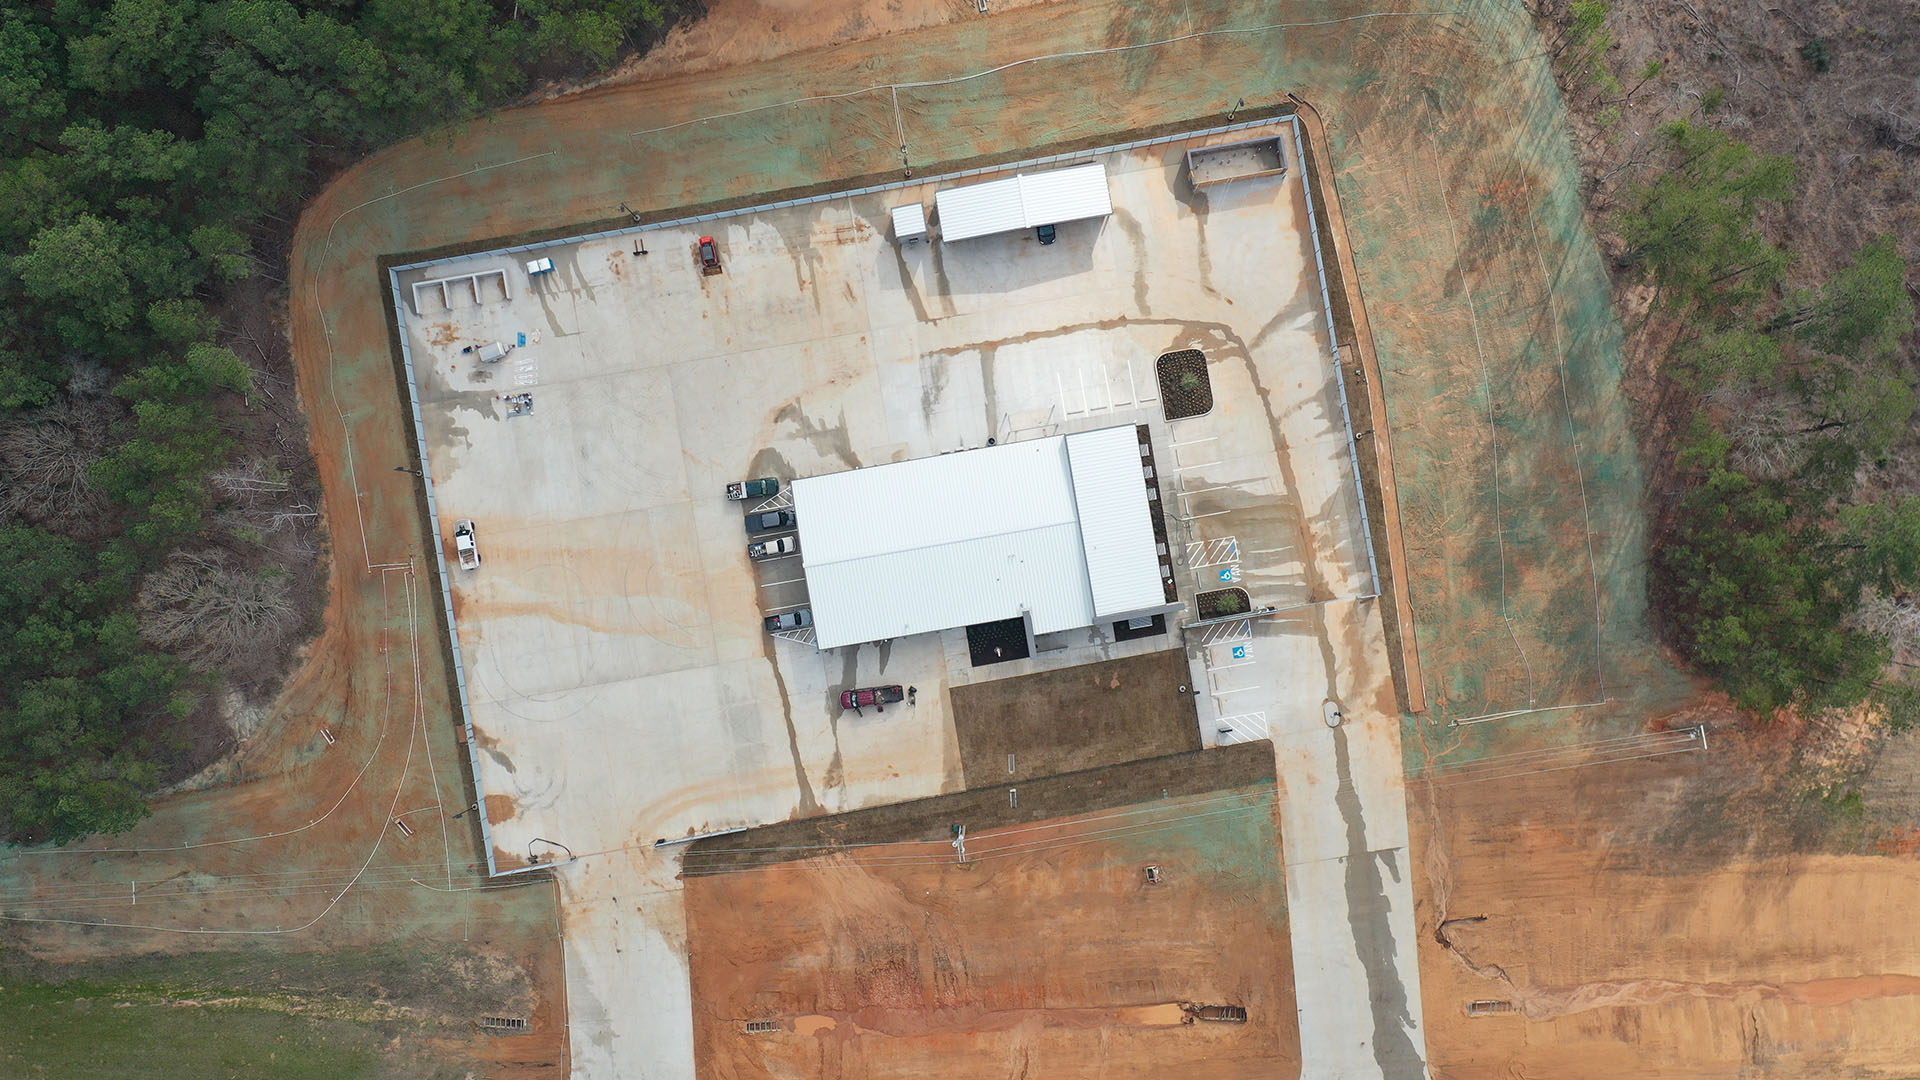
[684,789,1299,1080]
[1412,728,1920,1077]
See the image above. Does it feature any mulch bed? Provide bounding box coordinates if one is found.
[1196,587,1250,620]
[1156,349,1213,420]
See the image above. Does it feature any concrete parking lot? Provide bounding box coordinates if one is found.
[395,116,1425,1079]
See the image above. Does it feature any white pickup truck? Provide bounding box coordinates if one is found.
[453,520,481,570]
[748,534,798,561]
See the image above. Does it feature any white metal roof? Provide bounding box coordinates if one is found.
[890,202,927,241]
[934,176,1027,243]
[1066,425,1167,617]
[935,162,1112,243]
[792,425,1162,650]
[1018,163,1115,230]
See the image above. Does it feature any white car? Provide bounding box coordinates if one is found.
[453,520,480,570]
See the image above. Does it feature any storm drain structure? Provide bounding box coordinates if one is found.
[792,424,1180,651]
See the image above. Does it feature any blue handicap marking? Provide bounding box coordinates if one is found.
[1231,645,1248,660]
[517,331,528,346]
[1218,568,1233,581]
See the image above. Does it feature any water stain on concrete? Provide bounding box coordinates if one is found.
[764,648,820,817]
[1191,203,1221,300]
[531,278,568,336]
[977,346,999,437]
[748,447,795,483]
[1235,346,1336,605]
[1111,207,1153,315]
[920,351,950,417]
[927,232,955,315]
[1332,726,1425,1079]
[556,245,597,304]
[1308,604,1340,704]
[773,401,862,470]
[764,207,824,299]
[890,242,932,324]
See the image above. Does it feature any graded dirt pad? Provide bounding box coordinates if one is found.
[948,648,1199,787]
[684,782,1298,1080]
[1411,738,1920,1077]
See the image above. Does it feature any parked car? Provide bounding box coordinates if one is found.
[726,477,779,500]
[1035,223,1057,245]
[698,235,722,274]
[748,534,798,561]
[746,509,795,533]
[840,685,904,714]
[764,609,812,633]
[452,519,480,570]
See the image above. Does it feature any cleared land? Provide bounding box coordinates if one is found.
[684,779,1298,1080]
[1412,729,1920,1076]
[21,2,1917,1079]
[949,648,1200,787]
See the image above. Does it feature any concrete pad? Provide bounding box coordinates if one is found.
[394,117,1427,1080]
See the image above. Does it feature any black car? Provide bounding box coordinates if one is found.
[1035,223,1057,245]
[746,509,795,532]
[764,609,812,632]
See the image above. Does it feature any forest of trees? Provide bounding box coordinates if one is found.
[1618,121,1920,718]
[0,0,689,844]
[1542,0,1920,725]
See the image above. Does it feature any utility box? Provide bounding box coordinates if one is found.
[891,203,928,245]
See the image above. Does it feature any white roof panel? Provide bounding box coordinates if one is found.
[935,176,1028,243]
[794,439,1077,565]
[890,202,927,240]
[1065,426,1166,617]
[1018,163,1113,228]
[803,525,1094,649]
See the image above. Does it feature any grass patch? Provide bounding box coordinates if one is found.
[0,945,534,1079]
[1,980,383,1080]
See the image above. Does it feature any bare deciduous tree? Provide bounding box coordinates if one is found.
[0,397,113,528]
[137,551,295,675]
[1853,588,1920,659]
[1708,384,1805,480]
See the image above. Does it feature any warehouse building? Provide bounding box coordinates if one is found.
[791,424,1178,652]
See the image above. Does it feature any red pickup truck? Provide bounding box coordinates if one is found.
[840,685,905,714]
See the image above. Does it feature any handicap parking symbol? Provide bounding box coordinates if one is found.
[1217,567,1240,582]
[1231,645,1248,660]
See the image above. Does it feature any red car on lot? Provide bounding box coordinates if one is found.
[698,235,721,274]
[840,685,904,714]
